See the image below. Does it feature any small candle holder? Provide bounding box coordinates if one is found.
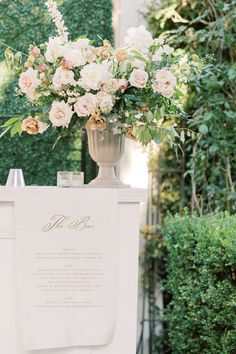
[70,172,84,188]
[57,171,71,188]
[57,171,84,188]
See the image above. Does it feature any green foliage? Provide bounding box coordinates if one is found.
[0,0,113,185]
[145,0,236,213]
[164,212,236,353]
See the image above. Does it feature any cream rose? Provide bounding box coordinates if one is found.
[102,79,119,93]
[52,67,75,90]
[74,93,97,117]
[64,48,86,67]
[129,68,148,88]
[97,92,114,113]
[19,67,41,99]
[49,101,73,128]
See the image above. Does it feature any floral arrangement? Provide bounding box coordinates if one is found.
[1,0,202,146]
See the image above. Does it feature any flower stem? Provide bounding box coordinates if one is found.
[0,40,28,57]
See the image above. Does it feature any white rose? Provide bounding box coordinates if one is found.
[152,69,177,98]
[19,67,41,99]
[72,38,90,49]
[49,101,73,128]
[129,68,148,88]
[45,37,67,63]
[124,25,153,53]
[97,92,114,113]
[74,93,97,117]
[52,67,75,90]
[79,62,112,91]
[102,79,119,93]
[64,48,86,67]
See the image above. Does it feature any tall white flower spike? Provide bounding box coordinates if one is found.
[45,0,69,42]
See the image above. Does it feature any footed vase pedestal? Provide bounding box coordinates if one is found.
[86,126,129,188]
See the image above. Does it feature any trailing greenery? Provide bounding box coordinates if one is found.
[145,0,236,214]
[163,212,236,354]
[0,0,113,185]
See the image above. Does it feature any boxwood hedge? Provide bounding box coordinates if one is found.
[164,212,236,353]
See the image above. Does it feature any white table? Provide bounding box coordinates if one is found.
[0,187,146,354]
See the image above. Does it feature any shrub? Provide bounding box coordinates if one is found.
[164,212,236,353]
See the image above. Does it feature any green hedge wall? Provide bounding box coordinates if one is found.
[164,213,236,354]
[0,0,113,185]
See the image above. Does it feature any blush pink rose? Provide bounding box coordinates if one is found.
[74,93,97,117]
[18,67,41,99]
[129,68,148,88]
[30,47,40,58]
[49,101,74,128]
[118,78,128,91]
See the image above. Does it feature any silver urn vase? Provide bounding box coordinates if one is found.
[86,126,128,188]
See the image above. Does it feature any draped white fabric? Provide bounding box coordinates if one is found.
[15,189,118,351]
